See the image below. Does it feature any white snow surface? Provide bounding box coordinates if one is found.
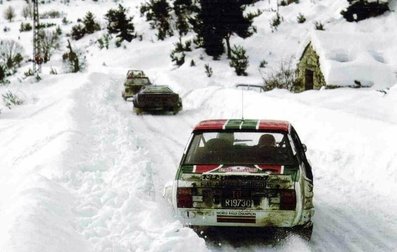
[1,0,397,251]
[309,31,396,88]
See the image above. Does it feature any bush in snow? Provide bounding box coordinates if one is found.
[105,4,136,42]
[0,40,24,70]
[314,21,324,30]
[71,23,86,40]
[0,64,9,84]
[40,10,63,19]
[297,13,306,23]
[229,45,249,76]
[170,38,191,66]
[38,30,60,63]
[97,34,111,49]
[190,59,195,66]
[204,64,212,77]
[3,6,16,22]
[263,58,297,91]
[83,12,100,34]
[341,0,389,22]
[19,22,32,32]
[21,3,32,20]
[270,12,282,32]
[259,59,267,68]
[2,91,24,109]
[62,40,86,73]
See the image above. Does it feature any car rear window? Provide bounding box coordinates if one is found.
[184,131,296,165]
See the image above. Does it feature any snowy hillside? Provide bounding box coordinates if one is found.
[0,0,397,251]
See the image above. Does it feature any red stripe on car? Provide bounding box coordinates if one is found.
[194,165,221,173]
[256,164,283,174]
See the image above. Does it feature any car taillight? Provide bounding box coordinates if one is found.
[177,188,193,208]
[280,190,296,210]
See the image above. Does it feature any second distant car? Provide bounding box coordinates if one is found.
[132,85,183,115]
[122,70,151,101]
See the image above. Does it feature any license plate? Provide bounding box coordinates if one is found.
[223,199,253,208]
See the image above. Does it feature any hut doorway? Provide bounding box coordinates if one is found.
[305,69,314,90]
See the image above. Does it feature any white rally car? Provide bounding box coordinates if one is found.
[164,119,314,240]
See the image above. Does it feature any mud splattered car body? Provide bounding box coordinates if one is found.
[165,119,314,239]
[132,85,182,115]
[122,70,151,100]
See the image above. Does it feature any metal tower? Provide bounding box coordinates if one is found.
[32,0,42,73]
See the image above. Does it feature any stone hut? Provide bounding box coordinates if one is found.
[295,31,395,92]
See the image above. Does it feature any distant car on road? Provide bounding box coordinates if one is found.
[122,70,151,101]
[132,85,183,115]
[164,119,314,240]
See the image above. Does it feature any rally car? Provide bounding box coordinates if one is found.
[132,85,182,115]
[122,70,151,100]
[164,119,314,240]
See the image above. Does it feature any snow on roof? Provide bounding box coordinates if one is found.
[309,31,396,89]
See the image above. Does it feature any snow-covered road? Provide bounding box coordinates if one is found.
[1,70,396,251]
[66,71,397,251]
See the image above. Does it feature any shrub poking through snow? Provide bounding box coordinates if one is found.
[38,30,60,63]
[204,64,212,77]
[270,12,282,32]
[105,4,136,42]
[97,34,111,49]
[341,0,389,22]
[263,58,297,91]
[62,40,86,73]
[297,13,306,23]
[229,45,249,76]
[0,65,8,84]
[19,22,32,32]
[4,6,16,22]
[0,40,24,70]
[83,12,100,34]
[170,38,192,66]
[21,3,32,20]
[40,10,63,19]
[259,59,268,68]
[71,24,86,40]
[314,21,324,30]
[190,59,195,67]
[2,91,23,109]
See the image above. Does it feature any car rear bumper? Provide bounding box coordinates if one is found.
[175,208,314,227]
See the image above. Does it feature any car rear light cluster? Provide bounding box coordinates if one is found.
[280,190,296,210]
[177,188,193,208]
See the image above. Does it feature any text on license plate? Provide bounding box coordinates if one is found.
[223,199,253,208]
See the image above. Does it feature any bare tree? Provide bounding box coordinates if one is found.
[38,30,60,63]
[21,3,32,20]
[4,6,16,22]
[0,40,24,68]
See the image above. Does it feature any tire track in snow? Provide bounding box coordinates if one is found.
[62,72,207,252]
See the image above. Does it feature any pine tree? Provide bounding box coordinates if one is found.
[141,0,172,40]
[83,12,100,34]
[105,4,136,42]
[341,0,390,22]
[173,0,196,36]
[195,0,254,59]
[229,45,248,76]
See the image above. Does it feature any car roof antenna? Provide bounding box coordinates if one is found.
[241,88,245,121]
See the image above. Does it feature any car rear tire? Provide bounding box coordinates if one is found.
[134,107,143,115]
[291,222,313,241]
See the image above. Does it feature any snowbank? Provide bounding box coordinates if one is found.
[311,31,396,89]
